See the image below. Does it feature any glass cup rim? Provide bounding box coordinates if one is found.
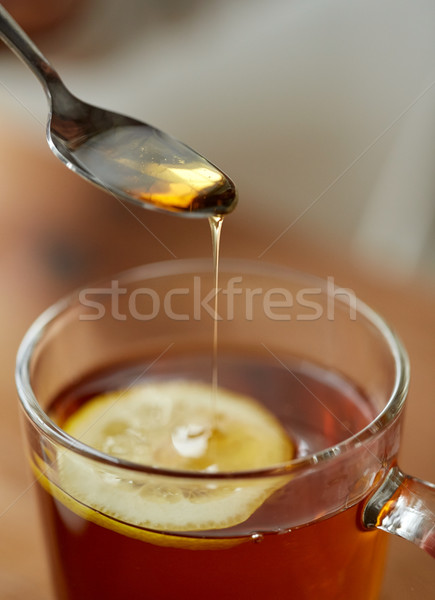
[16,257,410,480]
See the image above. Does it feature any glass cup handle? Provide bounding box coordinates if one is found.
[363,466,435,558]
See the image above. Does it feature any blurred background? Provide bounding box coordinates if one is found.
[0,0,434,598]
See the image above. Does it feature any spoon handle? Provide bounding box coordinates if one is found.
[0,5,63,99]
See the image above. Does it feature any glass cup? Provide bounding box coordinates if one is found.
[16,259,435,600]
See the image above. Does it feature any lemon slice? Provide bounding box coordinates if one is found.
[58,381,293,535]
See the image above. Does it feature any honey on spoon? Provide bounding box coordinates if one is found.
[0,5,237,217]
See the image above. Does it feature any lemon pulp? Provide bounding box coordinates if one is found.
[52,381,293,544]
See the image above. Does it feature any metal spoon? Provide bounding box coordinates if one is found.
[0,6,237,217]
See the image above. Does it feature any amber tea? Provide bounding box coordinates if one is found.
[33,353,388,600]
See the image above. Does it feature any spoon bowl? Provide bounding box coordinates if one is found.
[0,6,237,217]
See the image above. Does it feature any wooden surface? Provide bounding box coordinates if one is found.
[0,141,434,598]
